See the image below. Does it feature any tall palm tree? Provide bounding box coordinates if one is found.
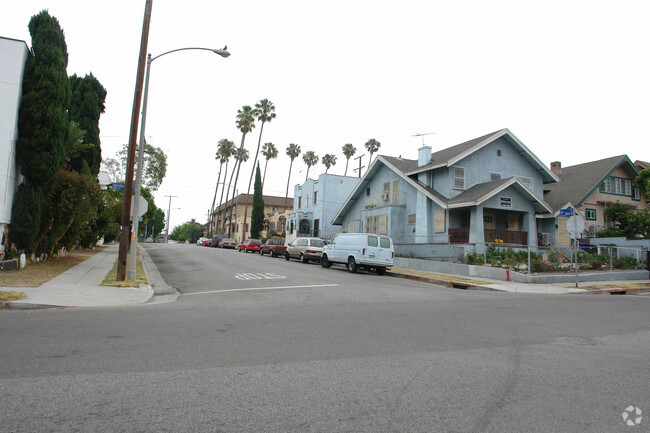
[342,143,356,176]
[243,99,276,231]
[284,143,301,209]
[261,142,278,190]
[223,106,256,236]
[364,138,381,172]
[322,154,337,173]
[212,138,236,234]
[303,151,319,181]
[225,147,249,237]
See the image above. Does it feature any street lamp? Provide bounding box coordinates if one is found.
[127,46,230,279]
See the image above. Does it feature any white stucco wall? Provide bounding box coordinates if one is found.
[0,37,29,227]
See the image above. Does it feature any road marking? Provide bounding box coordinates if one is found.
[234,272,286,280]
[182,283,338,296]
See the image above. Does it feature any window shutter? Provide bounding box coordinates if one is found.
[434,210,445,233]
[392,180,399,205]
[379,214,388,234]
[348,221,355,233]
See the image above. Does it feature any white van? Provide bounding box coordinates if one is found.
[321,233,394,275]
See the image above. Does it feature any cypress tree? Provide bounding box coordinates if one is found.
[68,73,107,174]
[250,163,265,239]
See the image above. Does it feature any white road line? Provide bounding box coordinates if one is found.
[181,283,339,296]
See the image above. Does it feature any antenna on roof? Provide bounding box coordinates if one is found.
[413,132,435,146]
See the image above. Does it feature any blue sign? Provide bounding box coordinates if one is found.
[111,182,125,191]
[559,208,574,216]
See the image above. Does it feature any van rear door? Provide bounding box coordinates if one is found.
[377,236,393,266]
[366,235,379,262]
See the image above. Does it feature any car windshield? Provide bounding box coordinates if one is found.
[252,240,262,245]
[310,239,325,247]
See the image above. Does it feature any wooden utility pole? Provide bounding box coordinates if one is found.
[117,0,153,281]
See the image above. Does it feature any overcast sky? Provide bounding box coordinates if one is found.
[4,1,649,231]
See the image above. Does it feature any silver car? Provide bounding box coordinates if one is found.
[285,237,326,263]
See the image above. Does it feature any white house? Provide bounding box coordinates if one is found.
[0,37,29,257]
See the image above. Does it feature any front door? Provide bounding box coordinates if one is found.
[483,212,496,230]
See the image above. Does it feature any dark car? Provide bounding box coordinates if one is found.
[260,238,287,257]
[209,234,225,248]
[238,239,262,253]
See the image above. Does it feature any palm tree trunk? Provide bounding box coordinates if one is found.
[228,134,247,239]
[284,159,294,209]
[217,160,230,234]
[305,166,310,182]
[242,122,265,237]
[344,158,350,176]
[222,158,239,235]
[262,158,269,191]
[210,162,224,236]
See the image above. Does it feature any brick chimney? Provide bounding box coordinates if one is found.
[550,161,562,179]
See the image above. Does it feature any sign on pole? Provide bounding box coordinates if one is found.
[559,208,574,216]
[566,215,585,237]
[129,195,148,220]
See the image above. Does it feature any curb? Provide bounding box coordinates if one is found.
[387,271,498,291]
[591,287,650,295]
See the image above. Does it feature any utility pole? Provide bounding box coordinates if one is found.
[165,195,177,243]
[117,0,153,281]
[353,154,365,178]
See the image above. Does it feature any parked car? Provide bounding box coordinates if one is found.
[197,237,209,246]
[285,237,326,263]
[209,234,225,248]
[219,237,237,249]
[260,238,287,257]
[239,239,262,253]
[321,233,394,275]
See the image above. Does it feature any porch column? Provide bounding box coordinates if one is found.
[415,173,430,242]
[468,207,484,251]
[525,213,537,247]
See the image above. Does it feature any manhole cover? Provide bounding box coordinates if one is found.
[553,336,598,346]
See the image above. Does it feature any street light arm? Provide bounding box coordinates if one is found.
[151,46,230,62]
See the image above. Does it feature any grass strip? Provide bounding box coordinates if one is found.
[101,250,149,288]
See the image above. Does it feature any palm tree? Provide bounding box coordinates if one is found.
[223,106,256,236]
[303,151,319,181]
[261,142,278,190]
[364,138,381,172]
[226,147,249,237]
[243,99,276,231]
[284,143,301,209]
[322,154,337,173]
[342,143,356,176]
[212,138,236,234]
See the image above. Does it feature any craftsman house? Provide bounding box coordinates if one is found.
[541,155,648,247]
[332,129,559,257]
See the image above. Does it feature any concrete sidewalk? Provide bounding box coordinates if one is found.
[1,244,157,309]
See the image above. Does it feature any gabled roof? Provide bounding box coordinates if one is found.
[543,155,639,211]
[331,155,448,225]
[448,177,552,213]
[407,128,559,183]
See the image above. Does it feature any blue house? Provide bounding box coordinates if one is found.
[332,129,559,257]
[286,173,359,242]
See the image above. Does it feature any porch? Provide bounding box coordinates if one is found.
[448,228,528,245]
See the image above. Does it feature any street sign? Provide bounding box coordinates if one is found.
[559,208,574,216]
[129,195,148,220]
[566,215,585,237]
[203,230,208,236]
[111,182,125,191]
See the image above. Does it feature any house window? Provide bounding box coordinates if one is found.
[365,216,378,234]
[518,176,533,190]
[497,149,502,157]
[586,209,596,221]
[392,180,400,205]
[453,166,465,190]
[614,178,622,195]
[632,186,641,201]
[490,172,502,181]
[600,178,612,193]
[366,187,371,196]
[624,179,631,196]
[313,191,318,205]
[298,197,302,209]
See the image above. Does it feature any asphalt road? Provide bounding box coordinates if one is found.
[1,243,648,432]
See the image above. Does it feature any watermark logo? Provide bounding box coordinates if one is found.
[622,406,642,426]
